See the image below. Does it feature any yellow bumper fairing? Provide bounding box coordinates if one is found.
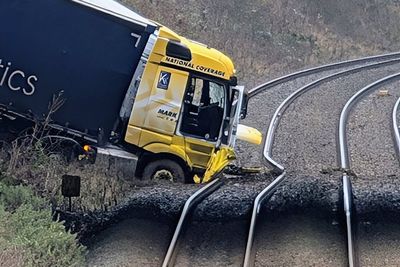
[237,124,263,145]
[194,147,236,184]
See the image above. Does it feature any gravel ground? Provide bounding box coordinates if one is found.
[174,221,247,267]
[358,222,400,266]
[254,212,347,267]
[87,218,171,267]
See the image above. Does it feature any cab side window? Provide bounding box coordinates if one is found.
[209,82,225,108]
[180,76,226,141]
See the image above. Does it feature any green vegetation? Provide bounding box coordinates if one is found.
[0,117,133,265]
[0,181,86,267]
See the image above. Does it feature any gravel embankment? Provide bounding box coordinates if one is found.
[84,174,343,266]
[87,218,171,267]
[89,173,341,223]
[174,221,247,267]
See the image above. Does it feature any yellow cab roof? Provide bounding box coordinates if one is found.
[151,25,236,81]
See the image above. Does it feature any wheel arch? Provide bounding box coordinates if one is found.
[136,143,192,178]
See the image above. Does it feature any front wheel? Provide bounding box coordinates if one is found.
[142,159,186,183]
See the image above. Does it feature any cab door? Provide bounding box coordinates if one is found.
[142,66,188,136]
[126,64,189,147]
[178,75,227,168]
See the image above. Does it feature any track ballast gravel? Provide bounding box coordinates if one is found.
[254,212,347,267]
[348,82,400,179]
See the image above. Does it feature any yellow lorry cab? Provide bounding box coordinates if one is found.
[124,25,261,182]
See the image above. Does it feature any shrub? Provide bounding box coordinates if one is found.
[0,183,86,267]
[0,183,45,212]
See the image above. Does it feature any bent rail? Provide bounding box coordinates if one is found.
[162,178,223,267]
[338,72,400,267]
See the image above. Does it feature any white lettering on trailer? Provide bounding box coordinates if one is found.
[130,33,142,48]
[25,76,38,96]
[0,59,37,96]
[8,70,25,91]
[0,61,11,86]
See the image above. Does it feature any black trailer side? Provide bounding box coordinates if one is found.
[0,0,157,141]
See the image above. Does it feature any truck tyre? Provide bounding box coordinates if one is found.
[143,159,186,183]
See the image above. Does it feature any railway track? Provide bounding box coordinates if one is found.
[88,52,400,267]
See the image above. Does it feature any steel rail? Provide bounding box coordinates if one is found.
[248,51,400,98]
[244,59,400,267]
[392,97,400,159]
[338,72,400,267]
[162,178,223,267]
[342,174,355,267]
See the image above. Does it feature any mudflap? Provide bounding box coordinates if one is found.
[194,147,236,184]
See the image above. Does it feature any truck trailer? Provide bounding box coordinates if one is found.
[0,0,262,183]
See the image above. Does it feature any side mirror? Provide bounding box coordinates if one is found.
[240,93,249,119]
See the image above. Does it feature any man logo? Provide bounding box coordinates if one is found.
[157,71,171,90]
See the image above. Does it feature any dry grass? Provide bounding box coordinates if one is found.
[1,142,136,212]
[63,160,137,211]
[0,93,138,213]
[0,223,23,267]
